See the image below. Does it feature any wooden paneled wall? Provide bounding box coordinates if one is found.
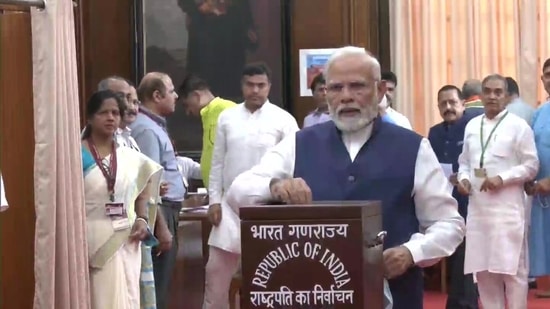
[74,0,389,129]
[0,6,36,309]
[76,0,134,126]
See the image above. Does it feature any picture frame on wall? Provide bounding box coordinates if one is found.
[298,48,337,97]
[133,0,292,157]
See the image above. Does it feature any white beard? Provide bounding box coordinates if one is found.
[329,102,377,132]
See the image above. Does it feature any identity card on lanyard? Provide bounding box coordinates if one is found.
[88,138,130,231]
[475,112,508,178]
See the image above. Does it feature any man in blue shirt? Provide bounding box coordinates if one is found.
[131,72,184,309]
[505,77,534,125]
[428,85,482,309]
[303,74,331,128]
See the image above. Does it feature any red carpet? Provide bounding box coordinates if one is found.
[424,291,550,308]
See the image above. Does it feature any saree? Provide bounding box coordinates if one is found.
[83,145,162,309]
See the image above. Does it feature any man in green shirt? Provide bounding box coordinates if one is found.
[179,75,236,187]
[462,79,484,109]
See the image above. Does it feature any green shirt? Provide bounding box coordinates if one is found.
[200,97,236,187]
[465,97,483,109]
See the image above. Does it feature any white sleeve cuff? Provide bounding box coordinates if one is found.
[402,240,423,264]
[457,172,469,182]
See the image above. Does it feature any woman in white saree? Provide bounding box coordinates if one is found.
[82,90,163,309]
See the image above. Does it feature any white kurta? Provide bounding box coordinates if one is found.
[115,127,141,152]
[225,124,466,266]
[176,156,202,188]
[385,106,412,130]
[1,174,8,211]
[458,110,539,275]
[208,101,299,253]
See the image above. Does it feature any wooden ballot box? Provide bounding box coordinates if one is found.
[240,201,384,309]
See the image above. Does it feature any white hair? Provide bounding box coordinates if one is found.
[97,76,128,91]
[323,46,382,133]
[323,46,381,80]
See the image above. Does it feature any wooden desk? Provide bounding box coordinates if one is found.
[179,209,211,265]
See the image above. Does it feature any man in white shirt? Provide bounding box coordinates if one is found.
[457,74,539,309]
[381,71,412,130]
[176,156,201,189]
[224,46,465,309]
[1,173,8,211]
[118,82,141,150]
[98,76,141,151]
[203,63,299,309]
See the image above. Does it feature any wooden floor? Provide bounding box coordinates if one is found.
[169,221,206,308]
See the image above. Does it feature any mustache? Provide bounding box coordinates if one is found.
[443,110,456,116]
[335,103,363,113]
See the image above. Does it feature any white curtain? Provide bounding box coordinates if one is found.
[31,1,90,308]
[390,0,550,135]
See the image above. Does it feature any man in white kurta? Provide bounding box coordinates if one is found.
[203,63,299,309]
[224,47,465,309]
[457,74,539,309]
[380,71,412,130]
[1,173,8,211]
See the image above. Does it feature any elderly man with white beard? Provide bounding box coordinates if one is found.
[224,46,465,309]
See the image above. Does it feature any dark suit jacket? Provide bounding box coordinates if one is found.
[428,109,483,218]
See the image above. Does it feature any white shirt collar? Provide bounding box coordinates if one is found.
[485,108,508,120]
[379,95,389,109]
[241,100,271,114]
[116,126,132,135]
[340,123,374,161]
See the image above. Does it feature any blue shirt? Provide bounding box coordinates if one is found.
[507,97,535,125]
[302,109,331,128]
[130,106,186,202]
[532,102,550,180]
[382,114,395,124]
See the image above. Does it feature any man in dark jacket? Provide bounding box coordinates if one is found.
[428,84,483,309]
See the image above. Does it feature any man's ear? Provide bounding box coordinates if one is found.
[192,89,201,99]
[152,89,161,102]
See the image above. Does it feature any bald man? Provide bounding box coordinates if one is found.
[96,77,141,150]
[225,46,465,309]
[130,72,182,309]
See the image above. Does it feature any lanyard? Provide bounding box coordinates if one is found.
[88,138,118,202]
[479,112,508,168]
